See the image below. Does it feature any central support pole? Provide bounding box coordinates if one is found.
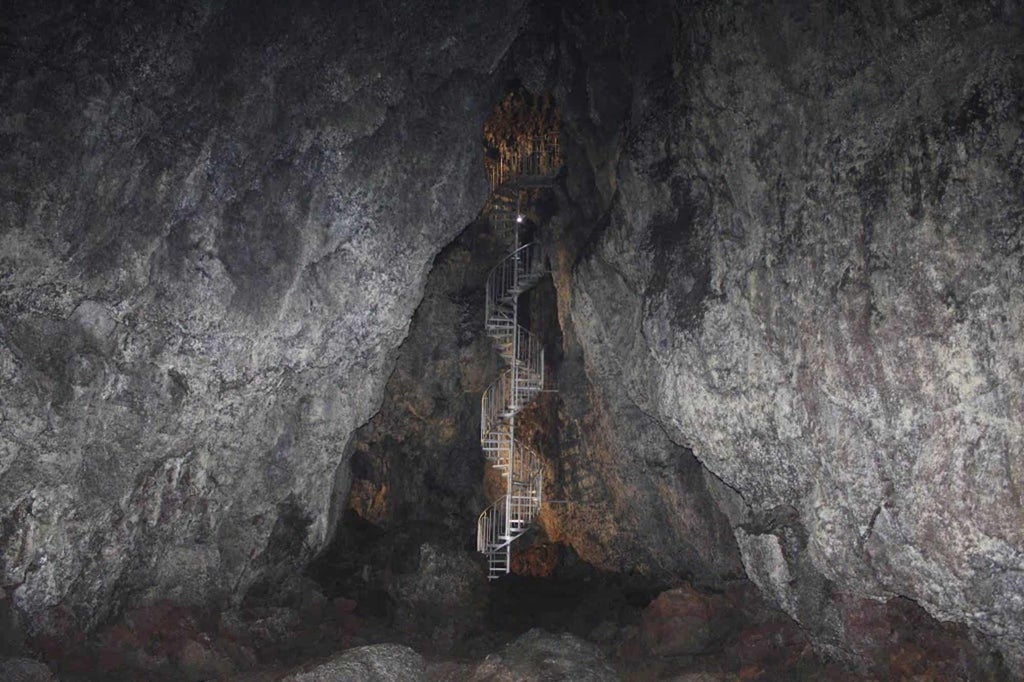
[505,191,521,556]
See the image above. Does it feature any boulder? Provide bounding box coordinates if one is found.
[640,585,733,656]
[470,629,618,682]
[0,658,56,682]
[282,644,424,682]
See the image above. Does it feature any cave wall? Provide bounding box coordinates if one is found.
[0,0,526,639]
[527,292,744,584]
[3,0,1022,672]
[344,221,523,541]
[548,0,1024,669]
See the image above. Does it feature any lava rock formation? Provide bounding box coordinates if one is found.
[1,0,1022,679]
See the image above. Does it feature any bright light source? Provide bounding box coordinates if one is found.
[516,215,524,223]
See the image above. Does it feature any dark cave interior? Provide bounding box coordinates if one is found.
[1,0,1023,680]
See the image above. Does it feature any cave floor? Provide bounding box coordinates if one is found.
[32,571,854,681]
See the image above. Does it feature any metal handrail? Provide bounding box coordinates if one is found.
[477,498,507,552]
[485,242,543,323]
[510,442,542,488]
[478,133,561,580]
[513,325,544,386]
[481,370,512,437]
[479,335,543,444]
[476,446,542,558]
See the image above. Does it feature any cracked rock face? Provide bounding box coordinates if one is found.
[528,330,744,584]
[3,0,1023,675]
[554,0,1024,670]
[0,0,525,638]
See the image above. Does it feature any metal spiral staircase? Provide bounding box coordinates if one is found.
[476,133,560,580]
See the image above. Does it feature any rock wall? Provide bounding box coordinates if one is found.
[344,223,508,539]
[3,0,1022,673]
[0,0,526,639]
[528,300,743,584]
[550,0,1024,670]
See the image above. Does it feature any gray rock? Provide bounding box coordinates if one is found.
[389,543,487,652]
[427,660,476,681]
[0,658,56,682]
[0,0,526,636]
[344,221,506,539]
[555,0,1024,672]
[282,644,425,682]
[534,347,744,584]
[469,629,618,681]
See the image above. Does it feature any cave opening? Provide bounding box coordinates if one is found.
[1,1,1021,680]
[301,85,655,657]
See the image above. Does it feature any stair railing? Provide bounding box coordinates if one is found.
[477,130,560,579]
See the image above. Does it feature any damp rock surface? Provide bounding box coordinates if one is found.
[281,643,425,682]
[554,0,1024,671]
[0,657,56,682]
[639,585,733,657]
[0,0,526,639]
[0,0,1021,677]
[468,628,618,682]
[389,543,488,653]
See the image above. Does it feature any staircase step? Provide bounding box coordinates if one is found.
[479,188,555,579]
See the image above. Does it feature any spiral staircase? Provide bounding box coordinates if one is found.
[476,134,560,580]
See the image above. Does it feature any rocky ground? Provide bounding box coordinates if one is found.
[1,547,1002,680]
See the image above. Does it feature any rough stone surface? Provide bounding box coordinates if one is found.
[0,658,56,682]
[307,223,507,653]
[640,585,732,657]
[281,643,424,682]
[553,0,1024,671]
[343,224,505,536]
[336,188,742,591]
[532,360,743,584]
[389,543,487,652]
[2,0,1021,676]
[469,628,617,682]
[0,0,524,638]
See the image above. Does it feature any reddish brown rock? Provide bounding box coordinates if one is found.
[640,585,733,656]
[724,619,809,672]
[333,597,358,617]
[176,639,235,681]
[838,594,1001,680]
[511,543,563,578]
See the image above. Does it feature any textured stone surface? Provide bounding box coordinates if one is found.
[389,542,487,652]
[344,222,505,535]
[0,0,525,637]
[338,189,742,589]
[2,0,1021,676]
[640,585,732,657]
[554,0,1024,671]
[0,658,56,682]
[469,628,617,682]
[309,223,505,653]
[282,643,424,682]
[531,354,743,584]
